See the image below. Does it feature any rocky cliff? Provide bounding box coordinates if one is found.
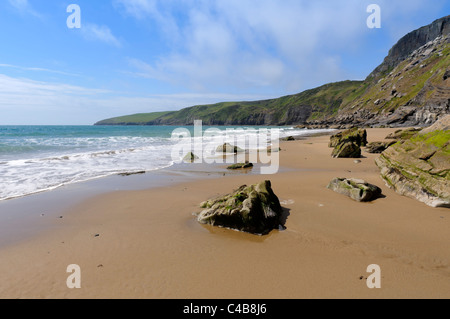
[367,15,450,82]
[330,33,450,128]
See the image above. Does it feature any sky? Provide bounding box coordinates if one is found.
[0,0,449,125]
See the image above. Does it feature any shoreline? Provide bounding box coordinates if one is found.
[0,128,448,299]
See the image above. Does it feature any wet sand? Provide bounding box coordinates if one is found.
[0,128,448,299]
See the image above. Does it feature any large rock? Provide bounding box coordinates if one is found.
[329,128,368,148]
[375,118,450,207]
[327,178,382,202]
[331,140,361,158]
[196,181,283,235]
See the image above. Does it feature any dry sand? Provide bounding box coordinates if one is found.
[0,128,448,299]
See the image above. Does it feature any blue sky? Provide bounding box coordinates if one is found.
[0,0,449,125]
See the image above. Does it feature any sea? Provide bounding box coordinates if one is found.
[0,125,333,201]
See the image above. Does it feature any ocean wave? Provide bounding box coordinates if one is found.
[0,126,333,201]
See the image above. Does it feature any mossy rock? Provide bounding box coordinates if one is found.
[327,178,382,202]
[331,140,361,158]
[196,181,283,235]
[227,162,254,170]
[329,128,368,148]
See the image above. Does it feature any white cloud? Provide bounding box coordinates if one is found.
[0,64,80,77]
[119,0,446,93]
[8,0,42,18]
[113,0,180,39]
[81,23,122,47]
[122,0,368,92]
[8,0,28,10]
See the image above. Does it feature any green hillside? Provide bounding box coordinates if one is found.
[95,81,365,126]
[95,111,175,125]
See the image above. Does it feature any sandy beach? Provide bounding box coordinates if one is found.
[0,128,448,299]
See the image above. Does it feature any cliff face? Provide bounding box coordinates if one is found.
[96,16,450,128]
[331,34,450,128]
[367,15,450,82]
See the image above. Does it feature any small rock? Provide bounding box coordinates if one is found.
[227,162,254,170]
[327,178,382,202]
[216,143,244,154]
[118,171,145,177]
[444,70,450,81]
[354,160,362,164]
[183,152,199,163]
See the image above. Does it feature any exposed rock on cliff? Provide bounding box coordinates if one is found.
[368,15,450,82]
